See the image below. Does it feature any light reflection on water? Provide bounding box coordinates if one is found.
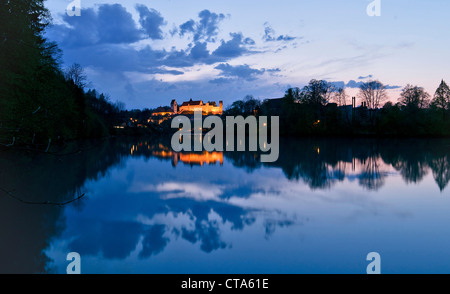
[0,137,449,273]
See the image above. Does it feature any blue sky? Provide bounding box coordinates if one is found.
[45,0,450,109]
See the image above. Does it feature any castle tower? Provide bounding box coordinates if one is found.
[171,99,178,114]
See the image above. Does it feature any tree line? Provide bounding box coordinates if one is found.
[2,0,449,149]
[226,79,450,137]
[0,0,123,150]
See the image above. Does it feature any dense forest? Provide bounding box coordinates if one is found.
[0,0,123,150]
[226,79,450,137]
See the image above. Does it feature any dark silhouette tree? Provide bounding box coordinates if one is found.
[300,79,336,107]
[226,100,245,116]
[358,80,388,110]
[0,0,125,147]
[333,88,348,107]
[399,84,430,109]
[243,95,261,115]
[431,80,450,120]
[65,63,88,88]
[358,80,388,126]
[285,87,301,102]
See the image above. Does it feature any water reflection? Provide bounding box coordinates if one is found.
[225,138,450,192]
[0,139,127,273]
[126,137,450,192]
[0,137,449,273]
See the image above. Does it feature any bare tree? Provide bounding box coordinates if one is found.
[65,63,87,88]
[333,88,348,107]
[114,101,126,112]
[358,80,388,110]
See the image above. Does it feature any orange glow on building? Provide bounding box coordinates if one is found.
[147,143,224,167]
[177,99,223,115]
[149,99,223,124]
[152,112,173,117]
[178,151,224,166]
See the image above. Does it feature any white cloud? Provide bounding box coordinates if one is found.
[129,181,225,201]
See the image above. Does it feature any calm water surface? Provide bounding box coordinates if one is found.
[1,137,450,274]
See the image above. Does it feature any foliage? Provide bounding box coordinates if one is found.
[399,84,430,109]
[255,79,450,137]
[0,0,124,148]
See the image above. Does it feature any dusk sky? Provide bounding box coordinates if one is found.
[45,0,450,110]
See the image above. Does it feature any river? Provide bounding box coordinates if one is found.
[1,137,449,273]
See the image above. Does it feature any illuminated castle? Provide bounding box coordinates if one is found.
[171,99,223,115]
[150,99,223,124]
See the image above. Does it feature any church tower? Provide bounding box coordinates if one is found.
[171,100,178,114]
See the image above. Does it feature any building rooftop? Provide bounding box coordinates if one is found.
[181,99,203,107]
